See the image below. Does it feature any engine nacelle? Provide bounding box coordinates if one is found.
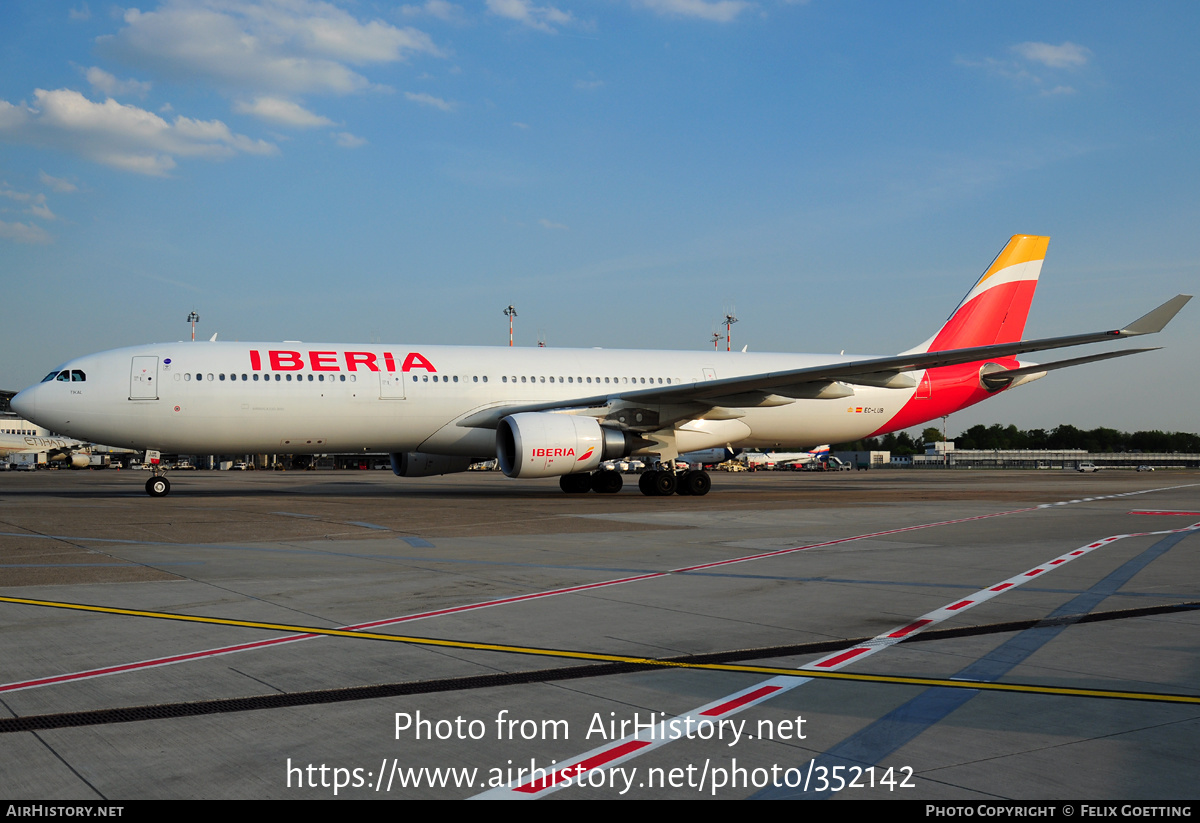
[390,452,476,477]
[68,453,91,469]
[497,413,633,478]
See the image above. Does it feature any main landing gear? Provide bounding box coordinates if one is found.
[145,475,171,497]
[558,468,711,496]
[639,469,711,497]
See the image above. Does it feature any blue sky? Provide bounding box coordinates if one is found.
[2,0,1196,436]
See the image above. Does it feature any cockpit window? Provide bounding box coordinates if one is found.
[71,370,86,382]
[41,371,60,383]
[55,370,70,382]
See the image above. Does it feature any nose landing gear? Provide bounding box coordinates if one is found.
[145,475,170,497]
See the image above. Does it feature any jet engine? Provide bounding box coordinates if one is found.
[497,413,634,478]
[46,450,90,469]
[390,452,477,477]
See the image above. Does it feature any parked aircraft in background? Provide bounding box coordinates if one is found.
[742,445,831,470]
[9,236,1190,498]
[0,420,90,468]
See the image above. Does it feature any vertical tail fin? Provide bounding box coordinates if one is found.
[908,235,1048,354]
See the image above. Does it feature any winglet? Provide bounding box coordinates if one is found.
[1120,294,1192,336]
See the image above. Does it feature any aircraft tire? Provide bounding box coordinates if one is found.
[676,471,694,495]
[145,476,170,497]
[560,473,592,494]
[651,471,677,496]
[681,470,711,496]
[638,471,657,496]
[590,470,623,494]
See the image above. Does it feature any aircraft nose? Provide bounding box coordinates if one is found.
[9,386,36,420]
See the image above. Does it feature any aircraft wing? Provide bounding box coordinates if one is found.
[457,294,1190,431]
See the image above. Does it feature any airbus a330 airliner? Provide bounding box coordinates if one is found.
[10,236,1190,498]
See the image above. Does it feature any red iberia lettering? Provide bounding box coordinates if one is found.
[401,352,436,373]
[532,448,576,458]
[309,351,338,371]
[345,351,379,372]
[270,350,304,371]
[384,352,396,372]
[249,350,262,371]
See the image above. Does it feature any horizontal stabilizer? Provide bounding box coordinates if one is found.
[980,348,1159,391]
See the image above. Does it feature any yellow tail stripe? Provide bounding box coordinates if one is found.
[980,234,1050,284]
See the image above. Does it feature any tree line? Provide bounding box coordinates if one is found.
[834,424,1200,456]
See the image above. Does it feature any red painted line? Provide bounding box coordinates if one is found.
[888,619,933,638]
[513,740,651,793]
[1024,569,1044,576]
[1049,559,1066,565]
[673,506,1039,573]
[814,647,869,668]
[946,600,973,611]
[700,685,782,716]
[0,636,316,692]
[990,583,1014,591]
[4,507,1043,694]
[1070,550,1086,555]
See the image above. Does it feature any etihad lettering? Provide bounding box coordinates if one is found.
[249,350,437,373]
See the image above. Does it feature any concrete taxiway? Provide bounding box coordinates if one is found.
[0,469,1197,800]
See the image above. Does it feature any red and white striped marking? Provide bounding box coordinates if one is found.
[474,520,1200,799]
[3,486,1192,696]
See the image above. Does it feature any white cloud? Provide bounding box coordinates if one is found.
[575,78,604,90]
[405,91,455,111]
[402,1,468,24]
[0,219,52,244]
[539,218,568,230]
[0,186,55,220]
[333,131,366,148]
[234,96,334,127]
[0,89,277,176]
[959,41,1093,97]
[512,121,530,129]
[99,0,442,97]
[29,202,57,221]
[0,184,36,203]
[635,0,751,23]
[69,3,91,21]
[40,171,79,193]
[486,0,574,33]
[86,67,153,98]
[1012,41,1091,69]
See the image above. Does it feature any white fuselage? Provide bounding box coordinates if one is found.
[13,342,915,457]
